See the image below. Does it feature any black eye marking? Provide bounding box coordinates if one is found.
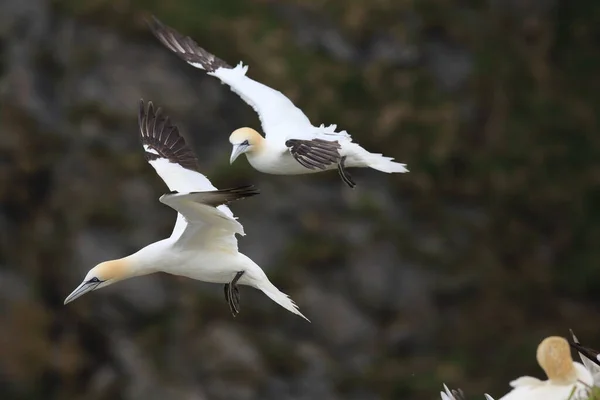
[241,140,249,146]
[88,277,101,283]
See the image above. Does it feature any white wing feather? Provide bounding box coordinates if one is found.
[209,64,311,140]
[159,191,245,252]
[147,17,351,144]
[147,158,237,242]
[211,64,352,143]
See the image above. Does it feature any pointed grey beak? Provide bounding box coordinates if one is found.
[64,281,99,304]
[230,144,248,164]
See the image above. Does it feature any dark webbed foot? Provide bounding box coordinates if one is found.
[337,156,356,188]
[224,271,244,317]
[223,283,230,303]
[228,285,240,315]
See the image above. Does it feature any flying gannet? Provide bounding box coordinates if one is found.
[495,336,593,400]
[147,16,408,188]
[64,100,308,321]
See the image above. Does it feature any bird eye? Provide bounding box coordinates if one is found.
[241,140,249,146]
[88,277,100,283]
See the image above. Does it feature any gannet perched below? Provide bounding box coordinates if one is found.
[147,16,408,188]
[440,384,494,400]
[64,100,308,321]
[495,336,593,400]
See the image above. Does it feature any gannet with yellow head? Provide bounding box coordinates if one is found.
[228,127,265,165]
[496,336,593,400]
[63,259,131,304]
[64,100,308,321]
[148,16,409,188]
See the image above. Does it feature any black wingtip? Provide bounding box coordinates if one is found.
[138,99,149,133]
[138,99,159,139]
[145,14,180,55]
[221,185,261,199]
[136,99,200,171]
[138,99,144,131]
[146,14,165,35]
[144,14,232,72]
[180,185,261,208]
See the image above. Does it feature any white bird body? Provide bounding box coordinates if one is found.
[149,17,408,187]
[64,100,308,321]
[498,364,592,400]
[241,136,373,175]
[122,240,243,284]
[496,336,594,400]
[123,241,287,308]
[205,63,314,140]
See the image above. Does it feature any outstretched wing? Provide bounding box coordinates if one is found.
[147,16,318,143]
[138,100,238,239]
[159,187,259,250]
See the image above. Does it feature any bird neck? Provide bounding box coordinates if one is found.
[248,134,271,156]
[120,244,165,278]
[548,367,577,385]
[243,140,284,173]
[568,362,594,386]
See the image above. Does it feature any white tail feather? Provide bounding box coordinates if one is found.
[367,153,409,173]
[256,280,310,322]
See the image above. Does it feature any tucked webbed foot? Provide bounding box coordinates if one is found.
[224,271,244,317]
[337,156,356,188]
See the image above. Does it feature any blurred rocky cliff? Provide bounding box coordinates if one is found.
[1,0,599,399]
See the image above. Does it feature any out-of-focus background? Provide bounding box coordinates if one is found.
[1,0,599,399]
